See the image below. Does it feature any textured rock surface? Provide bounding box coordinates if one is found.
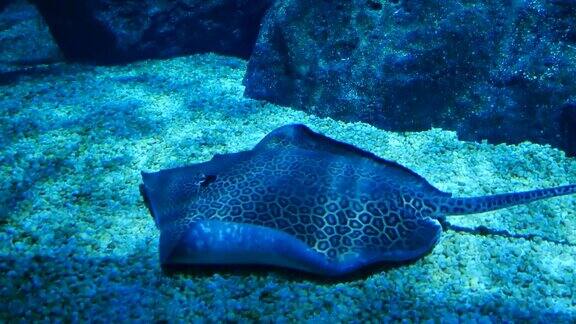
[0,0,62,82]
[244,0,576,155]
[30,0,273,63]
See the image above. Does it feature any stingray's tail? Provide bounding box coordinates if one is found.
[441,184,576,216]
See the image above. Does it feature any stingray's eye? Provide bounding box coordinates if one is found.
[197,174,217,187]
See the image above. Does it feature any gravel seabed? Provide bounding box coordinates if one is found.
[1,54,575,322]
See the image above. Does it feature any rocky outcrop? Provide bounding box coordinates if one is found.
[0,0,62,83]
[30,0,273,64]
[244,0,576,156]
[1,0,13,12]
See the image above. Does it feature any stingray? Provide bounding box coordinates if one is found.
[140,124,576,276]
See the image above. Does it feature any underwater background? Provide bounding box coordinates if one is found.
[1,0,576,322]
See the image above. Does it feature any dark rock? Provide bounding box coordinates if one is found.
[244,0,576,155]
[0,0,62,83]
[0,0,12,12]
[30,0,273,64]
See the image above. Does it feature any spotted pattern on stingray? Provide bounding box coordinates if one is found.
[141,124,576,275]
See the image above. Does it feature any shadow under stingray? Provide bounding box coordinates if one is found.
[161,250,432,284]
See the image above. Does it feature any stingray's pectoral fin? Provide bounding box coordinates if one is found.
[356,218,443,268]
[402,219,443,254]
[160,220,338,275]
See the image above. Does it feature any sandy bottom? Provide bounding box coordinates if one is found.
[1,54,575,321]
